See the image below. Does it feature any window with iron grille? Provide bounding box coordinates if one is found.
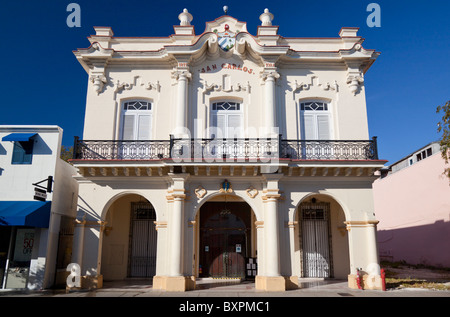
[123,100,152,111]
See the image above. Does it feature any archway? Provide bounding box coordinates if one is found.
[100,194,157,281]
[195,195,257,279]
[295,193,349,279]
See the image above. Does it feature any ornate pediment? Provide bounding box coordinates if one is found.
[204,15,248,34]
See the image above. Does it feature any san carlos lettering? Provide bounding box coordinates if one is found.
[199,63,254,74]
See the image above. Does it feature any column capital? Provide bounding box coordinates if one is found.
[168,172,190,182]
[262,193,281,202]
[166,189,187,202]
[261,70,280,82]
[167,173,189,201]
[171,69,192,81]
[344,220,379,231]
[262,173,283,201]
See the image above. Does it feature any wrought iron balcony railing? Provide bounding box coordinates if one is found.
[73,136,379,161]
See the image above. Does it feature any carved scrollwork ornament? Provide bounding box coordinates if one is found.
[246,186,258,198]
[195,186,207,198]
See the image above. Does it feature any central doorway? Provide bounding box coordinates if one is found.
[199,201,253,279]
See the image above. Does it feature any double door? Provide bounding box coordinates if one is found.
[199,202,250,278]
[201,228,246,278]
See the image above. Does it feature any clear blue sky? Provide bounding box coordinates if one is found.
[0,0,448,165]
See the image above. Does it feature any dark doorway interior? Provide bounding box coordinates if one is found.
[199,202,251,278]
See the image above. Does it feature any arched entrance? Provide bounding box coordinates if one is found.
[299,200,332,278]
[128,201,157,277]
[100,194,157,281]
[295,194,349,279]
[197,196,256,279]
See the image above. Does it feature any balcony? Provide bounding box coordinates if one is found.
[72,136,379,162]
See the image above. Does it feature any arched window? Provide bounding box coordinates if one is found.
[300,101,332,140]
[210,101,243,139]
[121,100,152,140]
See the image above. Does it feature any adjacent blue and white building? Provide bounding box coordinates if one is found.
[0,125,78,290]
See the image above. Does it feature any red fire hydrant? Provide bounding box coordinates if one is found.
[381,268,386,291]
[356,268,363,290]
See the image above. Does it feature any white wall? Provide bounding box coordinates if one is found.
[0,126,61,201]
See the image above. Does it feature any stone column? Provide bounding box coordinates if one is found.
[345,220,382,290]
[256,174,286,291]
[365,221,382,288]
[70,217,105,290]
[169,192,185,277]
[154,173,192,291]
[262,70,280,136]
[173,69,191,137]
[71,215,86,272]
[264,192,281,277]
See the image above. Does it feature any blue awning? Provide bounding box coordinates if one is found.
[2,133,37,142]
[0,201,51,228]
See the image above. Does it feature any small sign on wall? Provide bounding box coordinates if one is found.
[34,188,47,202]
[246,257,257,278]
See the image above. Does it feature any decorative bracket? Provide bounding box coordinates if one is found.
[346,74,364,96]
[90,74,108,95]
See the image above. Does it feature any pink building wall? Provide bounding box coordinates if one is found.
[373,152,450,267]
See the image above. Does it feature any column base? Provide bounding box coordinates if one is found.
[153,276,196,292]
[285,276,300,290]
[348,274,383,290]
[66,275,103,291]
[255,275,286,292]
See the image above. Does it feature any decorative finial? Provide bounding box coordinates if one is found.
[259,8,274,26]
[178,8,193,26]
[223,5,228,15]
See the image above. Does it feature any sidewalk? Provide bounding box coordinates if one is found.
[2,277,450,298]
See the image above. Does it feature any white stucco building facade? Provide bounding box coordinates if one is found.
[70,9,386,291]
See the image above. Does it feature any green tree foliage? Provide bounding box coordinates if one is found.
[436,100,450,179]
[60,145,73,163]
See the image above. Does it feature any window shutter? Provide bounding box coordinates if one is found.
[211,114,226,138]
[227,114,243,138]
[317,115,330,140]
[137,115,152,140]
[303,114,315,139]
[122,114,135,140]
